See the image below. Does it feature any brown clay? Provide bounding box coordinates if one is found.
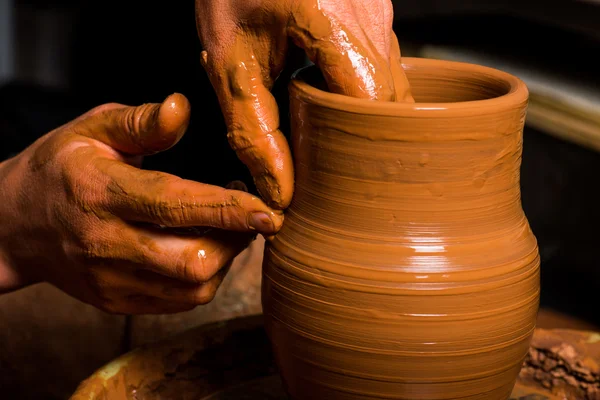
[520,329,600,399]
[195,0,414,210]
[262,58,540,399]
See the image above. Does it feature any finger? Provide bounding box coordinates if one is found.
[200,40,294,210]
[85,264,230,315]
[381,0,394,59]
[287,7,395,101]
[80,264,199,315]
[82,224,251,312]
[98,159,283,233]
[114,221,255,284]
[165,180,249,237]
[141,228,252,285]
[131,260,231,305]
[74,93,191,156]
[388,33,415,103]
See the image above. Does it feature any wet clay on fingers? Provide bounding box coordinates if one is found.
[0,92,283,314]
[262,58,540,399]
[196,0,414,209]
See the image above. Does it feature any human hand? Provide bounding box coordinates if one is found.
[196,0,414,210]
[0,93,283,314]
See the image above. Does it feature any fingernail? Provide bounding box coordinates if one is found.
[248,212,275,233]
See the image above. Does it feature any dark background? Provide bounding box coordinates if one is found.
[1,0,599,343]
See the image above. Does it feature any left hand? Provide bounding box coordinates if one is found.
[0,93,283,314]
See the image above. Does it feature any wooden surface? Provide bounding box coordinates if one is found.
[72,315,599,400]
[0,284,125,400]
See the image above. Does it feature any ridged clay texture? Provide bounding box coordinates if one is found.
[262,57,540,400]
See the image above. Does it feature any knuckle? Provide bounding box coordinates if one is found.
[227,129,255,152]
[120,106,145,148]
[122,106,137,135]
[60,153,107,213]
[118,103,156,152]
[185,246,220,284]
[218,206,231,230]
[160,202,187,227]
[142,176,183,226]
[75,229,109,262]
[88,102,121,116]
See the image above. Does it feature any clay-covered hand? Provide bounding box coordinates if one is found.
[196,0,414,210]
[0,93,283,314]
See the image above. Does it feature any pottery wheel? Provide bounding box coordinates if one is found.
[196,375,572,400]
[71,315,597,400]
[199,374,554,400]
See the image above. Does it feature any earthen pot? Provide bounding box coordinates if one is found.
[262,57,540,400]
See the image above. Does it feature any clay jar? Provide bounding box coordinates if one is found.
[262,57,540,400]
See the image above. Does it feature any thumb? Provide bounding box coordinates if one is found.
[76,93,191,156]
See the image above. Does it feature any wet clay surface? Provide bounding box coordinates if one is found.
[195,0,414,209]
[72,316,595,400]
[262,58,539,399]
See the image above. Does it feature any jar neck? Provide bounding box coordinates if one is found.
[289,132,525,238]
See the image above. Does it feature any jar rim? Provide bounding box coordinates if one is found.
[290,57,529,118]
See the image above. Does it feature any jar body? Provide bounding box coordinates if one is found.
[263,58,540,400]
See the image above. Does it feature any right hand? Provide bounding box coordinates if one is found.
[196,0,414,210]
[0,93,283,314]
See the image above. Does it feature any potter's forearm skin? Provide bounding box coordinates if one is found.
[0,93,283,314]
[196,0,414,210]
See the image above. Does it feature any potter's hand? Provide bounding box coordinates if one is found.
[0,93,283,314]
[196,0,414,209]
